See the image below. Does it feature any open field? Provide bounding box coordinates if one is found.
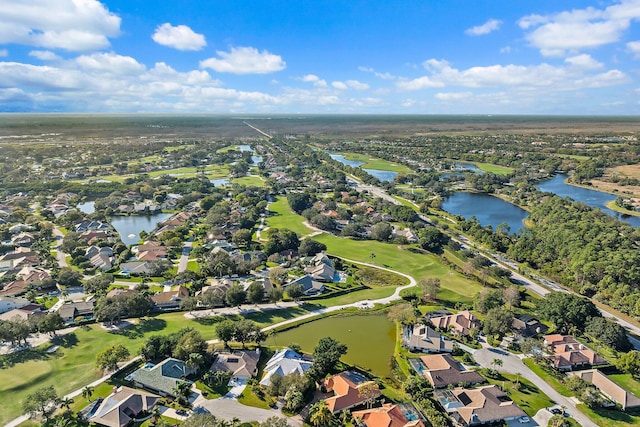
[264,197,315,237]
[333,152,413,173]
[590,164,640,198]
[472,162,514,175]
[232,175,265,187]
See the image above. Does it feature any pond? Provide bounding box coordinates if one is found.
[330,153,365,168]
[537,174,640,227]
[275,313,396,378]
[443,192,528,234]
[237,144,252,152]
[210,178,231,187]
[110,213,173,246]
[454,162,483,173]
[330,154,398,182]
[77,201,95,214]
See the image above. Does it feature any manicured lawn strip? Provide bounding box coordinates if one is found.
[264,197,314,237]
[578,403,640,426]
[237,386,271,409]
[232,175,265,187]
[522,358,571,397]
[472,162,514,175]
[485,372,554,416]
[313,234,482,304]
[607,373,640,397]
[391,195,419,209]
[334,152,413,173]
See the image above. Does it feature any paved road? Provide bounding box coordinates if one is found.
[52,227,68,268]
[177,237,194,273]
[192,393,300,426]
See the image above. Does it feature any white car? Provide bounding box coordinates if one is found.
[518,416,530,423]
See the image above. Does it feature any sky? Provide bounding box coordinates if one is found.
[1,0,640,114]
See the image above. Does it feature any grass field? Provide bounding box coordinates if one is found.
[485,372,554,416]
[76,164,230,183]
[313,234,482,304]
[232,175,265,187]
[264,197,315,237]
[334,152,413,173]
[472,162,514,175]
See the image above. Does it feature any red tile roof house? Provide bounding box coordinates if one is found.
[543,334,607,370]
[353,403,425,427]
[434,385,527,426]
[323,371,382,413]
[568,369,640,410]
[429,310,481,336]
[418,353,485,389]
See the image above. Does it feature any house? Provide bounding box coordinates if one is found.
[58,301,95,324]
[568,369,640,410]
[512,314,548,337]
[0,303,45,321]
[89,386,160,427]
[323,370,381,413]
[353,403,425,427]
[119,261,151,276]
[151,286,190,310]
[260,349,313,386]
[0,296,30,314]
[429,310,481,336]
[11,232,35,247]
[210,350,260,383]
[136,241,167,262]
[131,358,196,397]
[283,275,325,296]
[90,252,113,271]
[543,334,607,370]
[417,353,484,389]
[75,220,110,233]
[304,263,336,282]
[403,324,454,353]
[434,385,527,426]
[393,228,419,243]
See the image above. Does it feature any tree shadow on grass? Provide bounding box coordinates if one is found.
[0,347,50,368]
[52,332,78,348]
[109,318,167,339]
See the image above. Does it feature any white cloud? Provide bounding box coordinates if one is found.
[500,46,512,54]
[465,19,502,36]
[0,49,6,57]
[200,46,285,74]
[29,50,61,61]
[628,40,640,57]
[332,80,369,90]
[332,81,348,90]
[0,0,121,51]
[152,23,206,51]
[300,74,327,87]
[359,66,395,80]
[435,92,473,101]
[76,52,145,75]
[396,76,444,90]
[519,1,640,56]
[565,54,603,69]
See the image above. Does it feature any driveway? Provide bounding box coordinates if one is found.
[192,392,301,426]
[473,347,596,427]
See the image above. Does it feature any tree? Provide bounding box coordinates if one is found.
[298,238,327,257]
[286,282,304,301]
[247,282,266,304]
[309,400,335,426]
[616,350,640,378]
[173,329,206,360]
[96,344,130,372]
[370,222,392,241]
[216,319,236,348]
[225,283,247,307]
[474,289,504,314]
[287,192,311,213]
[260,416,289,427]
[482,307,514,337]
[269,287,284,303]
[38,312,64,336]
[503,285,521,308]
[269,266,288,285]
[183,414,228,427]
[23,385,59,421]
[490,358,503,376]
[233,319,261,348]
[419,278,441,301]
[386,303,417,324]
[418,227,448,253]
[538,292,601,333]
[585,317,632,352]
[357,381,380,408]
[59,396,74,414]
[82,385,94,402]
[180,296,198,313]
[172,380,192,404]
[83,273,114,294]
[310,336,348,379]
[232,228,253,248]
[56,267,83,287]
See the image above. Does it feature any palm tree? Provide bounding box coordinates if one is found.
[186,352,204,372]
[269,329,279,348]
[82,385,94,402]
[491,358,503,376]
[172,380,192,405]
[59,396,74,414]
[309,400,334,427]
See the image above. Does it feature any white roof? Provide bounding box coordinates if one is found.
[260,349,313,386]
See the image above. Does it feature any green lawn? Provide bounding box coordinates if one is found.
[334,152,413,173]
[522,358,571,396]
[313,234,483,304]
[607,372,640,397]
[485,372,554,416]
[264,197,315,237]
[472,162,514,175]
[232,175,265,187]
[579,404,640,427]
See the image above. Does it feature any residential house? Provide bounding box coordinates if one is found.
[434,385,527,426]
[417,353,484,389]
[568,369,640,410]
[131,357,197,397]
[135,241,167,262]
[11,232,35,247]
[543,334,607,370]
[353,403,425,427]
[106,288,137,299]
[260,349,313,386]
[283,275,325,296]
[403,324,454,353]
[89,386,160,427]
[58,301,95,324]
[210,350,260,383]
[151,286,190,310]
[429,310,481,336]
[75,220,110,233]
[119,261,151,276]
[512,314,548,338]
[0,303,45,321]
[304,263,336,283]
[90,252,114,271]
[323,370,381,413]
[0,296,30,314]
[394,228,419,243]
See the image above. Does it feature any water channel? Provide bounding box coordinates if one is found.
[330,153,398,182]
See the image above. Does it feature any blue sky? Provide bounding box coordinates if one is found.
[1,0,640,114]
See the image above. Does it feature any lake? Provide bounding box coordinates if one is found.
[210,178,231,187]
[442,192,529,234]
[275,313,396,378]
[110,213,173,245]
[537,174,640,227]
[330,154,398,182]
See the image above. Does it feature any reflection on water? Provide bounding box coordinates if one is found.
[443,192,528,234]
